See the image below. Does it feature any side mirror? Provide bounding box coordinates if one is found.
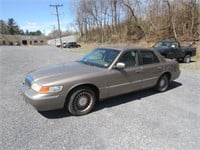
[114,62,125,69]
[171,44,176,48]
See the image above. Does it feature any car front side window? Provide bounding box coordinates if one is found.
[118,51,138,68]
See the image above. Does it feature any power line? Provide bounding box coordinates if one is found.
[50,4,63,49]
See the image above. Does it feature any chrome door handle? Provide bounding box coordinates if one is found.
[136,67,143,73]
[136,70,141,73]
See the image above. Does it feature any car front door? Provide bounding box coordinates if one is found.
[171,42,182,59]
[108,50,143,97]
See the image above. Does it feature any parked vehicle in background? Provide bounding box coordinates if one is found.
[20,46,180,115]
[62,42,67,48]
[153,40,196,63]
[14,42,20,46]
[63,42,81,48]
[55,43,61,48]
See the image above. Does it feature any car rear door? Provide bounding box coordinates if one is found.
[138,50,163,88]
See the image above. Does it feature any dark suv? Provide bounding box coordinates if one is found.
[63,42,81,48]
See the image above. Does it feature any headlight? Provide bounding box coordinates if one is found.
[31,83,63,94]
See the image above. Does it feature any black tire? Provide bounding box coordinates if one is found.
[183,54,191,63]
[67,87,96,115]
[155,75,169,92]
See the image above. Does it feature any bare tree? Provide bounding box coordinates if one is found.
[164,0,177,39]
[121,0,146,40]
[74,0,200,42]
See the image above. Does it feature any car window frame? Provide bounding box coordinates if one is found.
[116,50,139,68]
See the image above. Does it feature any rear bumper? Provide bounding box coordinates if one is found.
[20,83,66,111]
[171,70,181,81]
[191,50,196,57]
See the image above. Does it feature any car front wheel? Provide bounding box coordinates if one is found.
[155,75,169,92]
[67,87,96,115]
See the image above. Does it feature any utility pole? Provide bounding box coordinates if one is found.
[50,4,63,49]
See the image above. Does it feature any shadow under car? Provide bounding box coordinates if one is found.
[39,81,182,119]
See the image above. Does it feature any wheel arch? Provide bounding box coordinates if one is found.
[160,72,171,81]
[65,83,100,105]
[185,51,192,56]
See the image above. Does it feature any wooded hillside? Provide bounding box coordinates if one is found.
[75,0,200,43]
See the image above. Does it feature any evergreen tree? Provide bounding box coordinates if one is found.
[7,18,21,35]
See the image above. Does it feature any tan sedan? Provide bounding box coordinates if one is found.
[20,47,180,115]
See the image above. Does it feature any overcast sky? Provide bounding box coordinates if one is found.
[0,0,76,35]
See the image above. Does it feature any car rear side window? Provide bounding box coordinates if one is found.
[140,51,159,65]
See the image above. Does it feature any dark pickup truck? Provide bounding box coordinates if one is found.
[153,40,196,63]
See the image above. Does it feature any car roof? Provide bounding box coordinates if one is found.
[158,39,179,43]
[97,46,152,52]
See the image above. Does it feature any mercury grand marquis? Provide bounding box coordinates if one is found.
[20,47,180,115]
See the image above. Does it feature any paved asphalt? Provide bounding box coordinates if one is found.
[0,46,200,150]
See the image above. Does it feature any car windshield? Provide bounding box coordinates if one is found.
[78,48,120,68]
[153,41,171,48]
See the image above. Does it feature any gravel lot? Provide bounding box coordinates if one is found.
[0,46,200,150]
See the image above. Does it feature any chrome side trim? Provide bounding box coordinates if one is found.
[142,76,158,82]
[109,76,158,88]
[109,80,141,88]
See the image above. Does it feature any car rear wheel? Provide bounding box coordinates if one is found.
[67,87,96,115]
[183,54,191,63]
[155,75,169,92]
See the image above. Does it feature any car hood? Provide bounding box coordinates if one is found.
[29,62,104,85]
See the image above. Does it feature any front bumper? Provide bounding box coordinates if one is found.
[20,83,66,111]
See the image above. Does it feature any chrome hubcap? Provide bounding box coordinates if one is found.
[185,55,191,63]
[75,92,92,111]
[160,79,166,87]
[78,97,88,106]
[186,57,190,63]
